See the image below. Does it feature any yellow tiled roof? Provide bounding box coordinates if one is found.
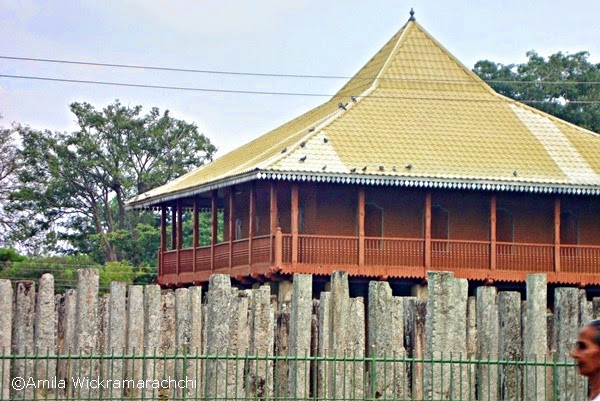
[128,19,600,207]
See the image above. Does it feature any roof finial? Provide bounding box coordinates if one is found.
[409,8,416,21]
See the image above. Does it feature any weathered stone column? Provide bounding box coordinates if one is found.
[188,286,203,398]
[175,288,191,399]
[368,281,405,399]
[348,297,366,399]
[248,284,274,399]
[476,286,499,401]
[227,289,251,398]
[425,271,468,401]
[12,281,36,399]
[593,297,600,320]
[330,271,350,399]
[498,291,522,401]
[0,280,13,400]
[74,269,99,399]
[288,274,312,399]
[161,289,177,399]
[404,296,426,401]
[466,295,477,400]
[34,274,56,398]
[97,294,110,352]
[205,274,232,400]
[317,291,331,399]
[106,282,126,398]
[143,284,161,399]
[56,289,76,397]
[275,301,290,398]
[579,289,592,327]
[554,287,579,401]
[125,285,144,398]
[523,274,547,401]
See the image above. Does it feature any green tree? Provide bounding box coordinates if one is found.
[0,116,23,246]
[474,51,600,133]
[10,100,217,261]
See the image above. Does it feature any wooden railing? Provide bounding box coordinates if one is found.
[159,234,600,282]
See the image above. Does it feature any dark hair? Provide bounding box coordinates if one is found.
[589,319,600,346]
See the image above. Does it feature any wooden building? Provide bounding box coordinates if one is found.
[127,13,600,287]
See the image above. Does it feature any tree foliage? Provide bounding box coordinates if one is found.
[474,51,600,133]
[9,100,217,261]
[0,117,23,245]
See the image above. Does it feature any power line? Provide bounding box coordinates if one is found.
[1,73,600,104]
[2,55,600,85]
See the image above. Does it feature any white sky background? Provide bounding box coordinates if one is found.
[1,0,599,157]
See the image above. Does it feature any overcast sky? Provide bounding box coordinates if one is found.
[1,0,599,156]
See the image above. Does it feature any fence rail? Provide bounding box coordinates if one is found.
[0,351,586,401]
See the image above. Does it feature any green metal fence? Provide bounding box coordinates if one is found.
[0,349,587,401]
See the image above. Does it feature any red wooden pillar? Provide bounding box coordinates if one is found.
[291,183,299,264]
[160,206,167,277]
[228,188,235,268]
[270,183,278,263]
[490,195,497,270]
[176,201,183,276]
[211,190,218,271]
[171,206,177,250]
[554,198,561,273]
[424,192,432,268]
[193,197,199,272]
[248,183,256,266]
[358,188,365,267]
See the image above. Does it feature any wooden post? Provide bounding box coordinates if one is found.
[275,227,283,267]
[554,197,561,273]
[424,192,432,268]
[490,195,497,270]
[248,183,256,266]
[211,190,218,271]
[228,188,235,268]
[358,188,365,267]
[176,201,183,276]
[160,206,167,277]
[171,206,177,250]
[269,182,278,263]
[193,198,199,272]
[291,183,299,264]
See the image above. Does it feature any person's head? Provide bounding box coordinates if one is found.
[571,320,600,377]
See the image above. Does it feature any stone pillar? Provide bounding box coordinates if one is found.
[107,282,126,398]
[125,285,144,398]
[74,269,99,400]
[275,301,290,398]
[476,286,499,401]
[554,287,579,401]
[425,271,468,401]
[12,281,36,399]
[278,280,293,303]
[404,297,426,401]
[288,274,312,399]
[248,284,274,399]
[228,289,251,399]
[188,286,203,398]
[317,291,331,399]
[0,280,13,401]
[175,288,191,399]
[498,292,522,401]
[34,274,56,398]
[330,271,350,399]
[466,295,477,400]
[205,274,232,400]
[97,294,110,352]
[160,290,176,399]
[523,274,547,401]
[56,289,76,397]
[579,289,592,327]
[593,297,600,320]
[348,297,366,399]
[143,284,161,399]
[368,281,405,399]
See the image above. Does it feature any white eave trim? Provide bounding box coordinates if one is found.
[128,170,600,209]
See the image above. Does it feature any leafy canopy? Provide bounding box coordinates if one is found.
[473,51,600,133]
